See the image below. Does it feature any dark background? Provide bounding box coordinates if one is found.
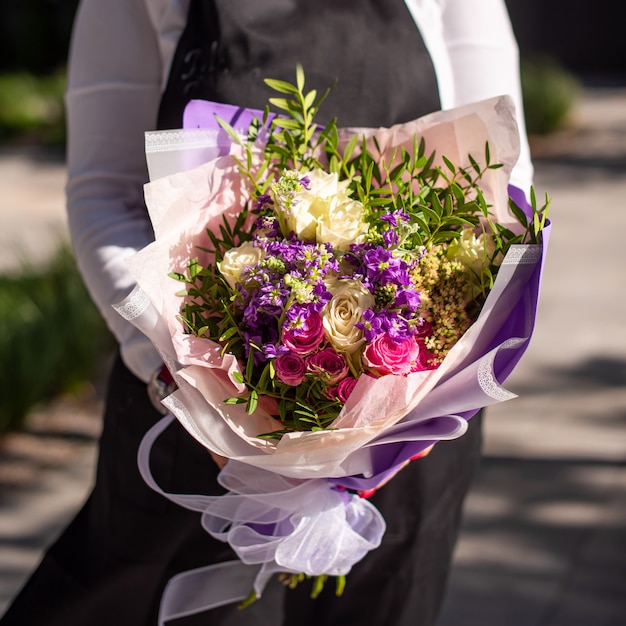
[0,0,623,80]
[505,0,625,82]
[0,0,79,74]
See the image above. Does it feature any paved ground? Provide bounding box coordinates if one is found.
[0,86,625,623]
[438,87,626,625]
[0,146,67,274]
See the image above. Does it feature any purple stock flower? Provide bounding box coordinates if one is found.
[255,193,273,209]
[356,309,383,343]
[285,302,314,326]
[363,247,392,281]
[254,215,280,238]
[380,209,410,227]
[383,229,399,247]
[312,282,333,306]
[381,312,413,342]
[358,310,413,343]
[363,246,411,286]
[257,282,289,311]
[395,288,421,311]
[261,342,289,360]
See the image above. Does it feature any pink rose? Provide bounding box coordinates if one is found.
[274,352,307,386]
[362,333,420,376]
[327,376,359,403]
[282,312,325,355]
[306,348,349,385]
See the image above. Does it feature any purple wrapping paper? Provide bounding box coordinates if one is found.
[184,100,269,132]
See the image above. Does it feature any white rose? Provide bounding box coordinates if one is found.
[447,229,499,276]
[287,170,368,249]
[322,279,375,355]
[317,197,369,250]
[218,241,265,289]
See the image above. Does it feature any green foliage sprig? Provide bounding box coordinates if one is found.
[219,65,548,292]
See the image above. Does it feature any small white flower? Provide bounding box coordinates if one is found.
[447,228,499,276]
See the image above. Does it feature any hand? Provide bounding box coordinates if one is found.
[358,444,435,498]
[147,364,177,415]
[210,451,229,470]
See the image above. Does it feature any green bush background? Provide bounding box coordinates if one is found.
[0,248,114,432]
[521,57,579,135]
[0,71,67,146]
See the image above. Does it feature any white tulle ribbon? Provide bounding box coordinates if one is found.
[137,414,386,623]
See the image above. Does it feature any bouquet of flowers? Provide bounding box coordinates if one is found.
[116,68,549,621]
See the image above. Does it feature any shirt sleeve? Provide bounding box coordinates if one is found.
[440,0,533,192]
[406,0,533,193]
[65,0,173,382]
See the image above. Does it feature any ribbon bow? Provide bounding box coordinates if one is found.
[137,414,386,623]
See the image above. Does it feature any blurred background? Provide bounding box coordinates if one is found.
[0,0,624,623]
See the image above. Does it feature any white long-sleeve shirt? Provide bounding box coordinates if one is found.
[65,0,533,382]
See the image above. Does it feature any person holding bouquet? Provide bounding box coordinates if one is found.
[0,0,533,624]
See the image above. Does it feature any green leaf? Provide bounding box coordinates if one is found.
[247,390,259,415]
[224,396,247,405]
[214,116,245,146]
[219,326,239,342]
[342,135,359,163]
[533,207,542,236]
[279,400,288,422]
[245,349,257,384]
[264,78,299,95]
[442,155,456,174]
[303,89,317,111]
[268,97,297,113]
[272,117,302,131]
[444,215,476,227]
[295,64,305,91]
[468,153,481,174]
[412,215,430,234]
[256,363,272,391]
[436,229,463,240]
[421,205,441,224]
[168,271,189,283]
[508,198,528,227]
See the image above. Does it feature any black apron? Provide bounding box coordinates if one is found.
[157,0,440,130]
[0,2,482,625]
